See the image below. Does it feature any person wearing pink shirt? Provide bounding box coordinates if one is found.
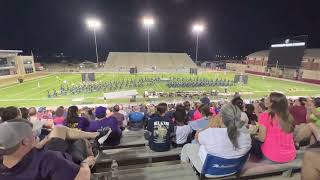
[191,102,202,121]
[254,92,296,163]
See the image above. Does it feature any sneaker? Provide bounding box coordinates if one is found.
[95,127,112,145]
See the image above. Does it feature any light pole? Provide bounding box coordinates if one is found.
[86,18,101,65]
[142,17,155,52]
[192,23,205,63]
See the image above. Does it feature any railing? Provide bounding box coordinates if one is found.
[0,64,15,69]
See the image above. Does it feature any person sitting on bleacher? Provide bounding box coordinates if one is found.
[191,102,202,121]
[0,107,4,122]
[146,103,174,152]
[111,105,125,131]
[183,101,193,122]
[245,104,258,125]
[172,109,192,147]
[85,106,122,146]
[0,119,110,180]
[53,106,65,126]
[2,106,50,140]
[1,106,22,122]
[64,106,90,131]
[19,107,29,120]
[290,97,307,125]
[189,104,213,131]
[232,96,249,125]
[180,102,251,176]
[128,105,145,131]
[252,92,296,163]
[295,97,320,148]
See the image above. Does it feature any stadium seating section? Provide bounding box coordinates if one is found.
[104,52,197,72]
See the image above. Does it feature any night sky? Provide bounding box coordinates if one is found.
[0,0,320,61]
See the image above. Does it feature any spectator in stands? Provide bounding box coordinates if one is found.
[64,106,90,131]
[181,103,251,175]
[290,97,307,125]
[30,107,54,140]
[209,102,217,116]
[1,106,22,121]
[295,97,320,147]
[173,104,186,120]
[0,119,110,180]
[86,106,122,146]
[200,96,210,106]
[0,107,4,122]
[146,104,157,120]
[173,110,192,147]
[258,99,268,113]
[80,107,95,121]
[232,96,249,124]
[19,107,29,120]
[183,101,193,122]
[301,148,320,180]
[146,103,174,152]
[128,105,145,131]
[245,104,258,124]
[53,106,65,126]
[191,102,202,121]
[111,105,125,130]
[253,92,296,163]
[87,108,95,121]
[306,97,320,126]
[28,107,38,121]
[189,104,213,131]
[165,104,176,120]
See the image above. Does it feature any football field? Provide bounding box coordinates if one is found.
[0,72,319,107]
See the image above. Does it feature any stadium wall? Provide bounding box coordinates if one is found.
[226,63,268,75]
[301,70,320,84]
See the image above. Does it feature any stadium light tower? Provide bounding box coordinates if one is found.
[142,17,155,52]
[192,23,205,63]
[86,18,101,65]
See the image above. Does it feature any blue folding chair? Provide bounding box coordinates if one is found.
[200,153,249,179]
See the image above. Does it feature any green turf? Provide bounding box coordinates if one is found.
[0,72,319,107]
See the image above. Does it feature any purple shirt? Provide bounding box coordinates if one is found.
[100,117,121,134]
[0,148,80,180]
[101,117,122,146]
[86,117,121,134]
[86,120,103,132]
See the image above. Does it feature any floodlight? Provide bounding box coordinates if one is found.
[142,17,155,27]
[86,18,101,29]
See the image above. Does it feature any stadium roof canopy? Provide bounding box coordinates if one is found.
[247,48,320,58]
[0,50,23,57]
[0,50,23,53]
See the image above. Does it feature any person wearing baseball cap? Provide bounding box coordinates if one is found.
[0,119,95,180]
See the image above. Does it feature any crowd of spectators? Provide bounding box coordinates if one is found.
[0,93,320,179]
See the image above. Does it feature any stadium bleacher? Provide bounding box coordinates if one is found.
[104,52,197,72]
[1,96,320,180]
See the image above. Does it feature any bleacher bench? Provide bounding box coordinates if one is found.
[203,150,304,179]
[122,129,147,137]
[97,146,182,163]
[95,146,182,172]
[92,163,198,180]
[100,135,147,150]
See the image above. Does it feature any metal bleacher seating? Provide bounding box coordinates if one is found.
[104,52,197,73]
[93,129,306,180]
